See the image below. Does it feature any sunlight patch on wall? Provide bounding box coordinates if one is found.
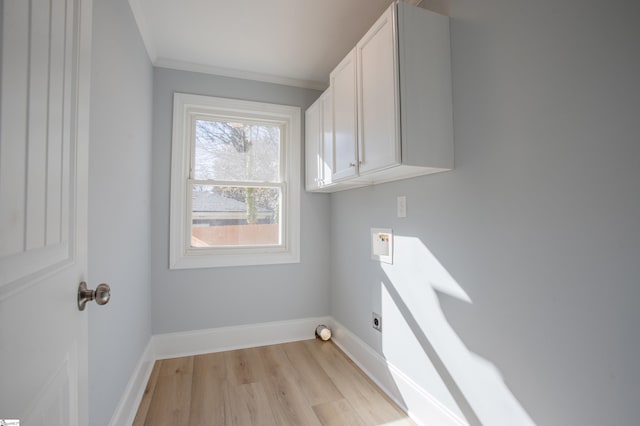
[380,236,533,426]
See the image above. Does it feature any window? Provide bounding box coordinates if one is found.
[170,93,300,268]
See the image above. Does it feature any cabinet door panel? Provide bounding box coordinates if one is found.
[331,49,358,181]
[358,6,400,175]
[304,99,322,191]
[321,90,333,186]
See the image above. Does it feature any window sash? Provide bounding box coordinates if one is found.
[189,179,285,189]
[186,180,287,251]
[189,115,286,184]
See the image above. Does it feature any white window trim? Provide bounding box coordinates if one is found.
[170,93,301,269]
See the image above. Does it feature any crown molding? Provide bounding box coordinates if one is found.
[154,58,328,91]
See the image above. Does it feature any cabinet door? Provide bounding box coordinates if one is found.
[305,98,322,191]
[321,90,333,186]
[331,48,358,181]
[357,5,400,175]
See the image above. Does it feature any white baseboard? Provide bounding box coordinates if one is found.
[327,318,467,426]
[108,340,155,426]
[152,316,332,359]
[108,316,463,426]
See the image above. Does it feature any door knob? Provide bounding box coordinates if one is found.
[77,281,111,311]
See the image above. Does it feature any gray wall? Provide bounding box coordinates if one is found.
[151,68,329,333]
[88,0,153,424]
[330,0,640,424]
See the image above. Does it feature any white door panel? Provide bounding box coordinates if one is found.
[0,0,92,424]
[330,49,358,182]
[357,5,400,175]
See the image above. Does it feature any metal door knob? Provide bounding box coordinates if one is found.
[77,281,111,311]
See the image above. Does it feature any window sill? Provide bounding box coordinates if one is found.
[169,249,300,269]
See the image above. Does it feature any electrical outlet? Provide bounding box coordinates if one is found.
[372,312,382,332]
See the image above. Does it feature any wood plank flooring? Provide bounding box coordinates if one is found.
[133,339,415,426]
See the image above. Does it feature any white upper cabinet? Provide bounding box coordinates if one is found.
[330,48,358,182]
[395,2,453,176]
[357,5,401,176]
[305,88,365,192]
[305,94,323,191]
[321,89,334,187]
[305,2,452,192]
[305,89,339,191]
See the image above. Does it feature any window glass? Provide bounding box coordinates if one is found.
[191,184,281,247]
[193,119,281,182]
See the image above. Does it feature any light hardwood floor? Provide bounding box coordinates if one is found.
[133,339,416,426]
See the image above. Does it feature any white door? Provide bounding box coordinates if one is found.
[0,0,93,424]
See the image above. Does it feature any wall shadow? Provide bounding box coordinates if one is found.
[380,275,482,425]
[377,235,533,425]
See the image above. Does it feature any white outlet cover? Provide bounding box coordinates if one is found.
[371,228,393,264]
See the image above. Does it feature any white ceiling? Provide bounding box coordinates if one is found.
[128,0,402,90]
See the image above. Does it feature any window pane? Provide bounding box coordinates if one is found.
[194,119,281,182]
[191,185,281,247]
